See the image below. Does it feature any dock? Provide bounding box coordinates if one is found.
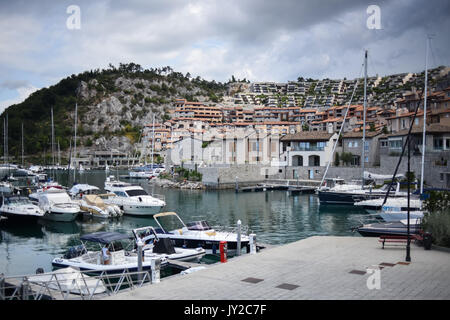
[105,236,450,300]
[236,183,316,194]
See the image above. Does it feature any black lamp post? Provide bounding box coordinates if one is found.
[406,136,411,262]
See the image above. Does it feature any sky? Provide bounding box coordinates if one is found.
[0,0,449,114]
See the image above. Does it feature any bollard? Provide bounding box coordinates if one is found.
[21,278,30,300]
[0,273,4,300]
[236,220,241,256]
[249,234,257,254]
[151,258,161,284]
[219,241,227,263]
[136,238,143,282]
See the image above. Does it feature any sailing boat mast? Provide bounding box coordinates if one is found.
[73,100,78,180]
[151,114,155,169]
[420,36,431,195]
[21,122,24,166]
[361,49,368,187]
[51,107,55,167]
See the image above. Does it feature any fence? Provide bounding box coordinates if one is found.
[0,267,154,300]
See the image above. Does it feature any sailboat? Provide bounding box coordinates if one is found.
[318,50,407,205]
[377,36,431,222]
[129,114,157,179]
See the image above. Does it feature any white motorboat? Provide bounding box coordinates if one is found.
[29,187,81,222]
[379,204,424,222]
[0,181,14,194]
[132,226,206,262]
[0,195,45,223]
[129,168,155,179]
[29,165,44,173]
[354,197,423,214]
[79,194,123,219]
[52,231,170,274]
[28,266,107,295]
[152,212,251,253]
[68,184,100,198]
[356,219,422,237]
[104,176,165,216]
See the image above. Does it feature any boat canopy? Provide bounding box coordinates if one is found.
[154,212,179,218]
[364,171,405,181]
[80,232,131,244]
[69,184,100,196]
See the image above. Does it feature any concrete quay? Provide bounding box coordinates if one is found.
[105,236,450,300]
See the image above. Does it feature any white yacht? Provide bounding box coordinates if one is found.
[52,231,204,273]
[104,176,165,216]
[0,196,45,223]
[152,212,251,253]
[29,187,81,222]
[52,231,168,273]
[379,204,424,222]
[354,197,423,214]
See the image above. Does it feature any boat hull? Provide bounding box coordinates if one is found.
[318,190,376,205]
[357,222,421,237]
[42,210,79,222]
[0,211,42,223]
[155,234,250,252]
[120,204,163,216]
[379,211,424,222]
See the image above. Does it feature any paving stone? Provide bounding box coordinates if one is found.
[105,236,450,300]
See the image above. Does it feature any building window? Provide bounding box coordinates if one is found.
[434,137,444,150]
[389,139,403,149]
[440,173,444,182]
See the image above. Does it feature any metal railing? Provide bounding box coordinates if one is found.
[0,268,153,301]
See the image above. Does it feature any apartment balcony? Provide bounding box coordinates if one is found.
[291,146,325,152]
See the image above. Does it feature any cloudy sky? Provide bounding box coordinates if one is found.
[0,0,449,113]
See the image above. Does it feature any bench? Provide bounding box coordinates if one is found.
[378,235,418,249]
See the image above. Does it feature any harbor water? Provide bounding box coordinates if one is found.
[0,170,371,277]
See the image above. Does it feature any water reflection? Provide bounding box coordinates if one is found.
[0,170,374,276]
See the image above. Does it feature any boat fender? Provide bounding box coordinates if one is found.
[138,197,142,202]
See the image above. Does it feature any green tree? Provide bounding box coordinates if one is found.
[334,152,340,166]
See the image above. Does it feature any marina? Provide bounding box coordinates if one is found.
[0,1,449,304]
[0,170,374,278]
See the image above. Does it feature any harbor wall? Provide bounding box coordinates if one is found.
[182,152,450,189]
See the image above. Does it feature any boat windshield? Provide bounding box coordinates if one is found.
[4,197,32,205]
[125,189,148,197]
[156,214,185,232]
[186,221,212,231]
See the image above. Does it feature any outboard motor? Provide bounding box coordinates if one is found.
[63,245,87,259]
[153,238,176,254]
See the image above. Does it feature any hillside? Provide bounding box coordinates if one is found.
[2,63,228,160]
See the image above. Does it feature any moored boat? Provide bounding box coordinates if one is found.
[152,212,251,252]
[0,195,45,223]
[29,187,81,222]
[356,219,422,237]
[104,176,165,216]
